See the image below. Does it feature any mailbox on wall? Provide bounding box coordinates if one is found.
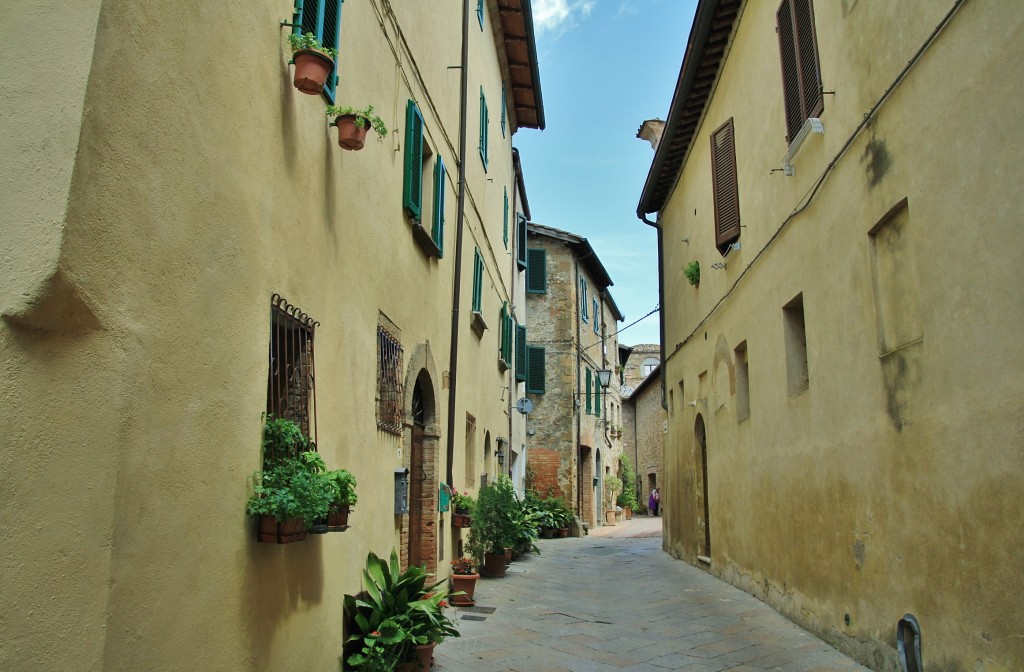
[394,468,410,515]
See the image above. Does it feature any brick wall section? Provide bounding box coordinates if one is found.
[529,447,562,497]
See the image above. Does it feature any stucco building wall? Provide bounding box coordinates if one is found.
[643,1,1024,670]
[0,1,541,670]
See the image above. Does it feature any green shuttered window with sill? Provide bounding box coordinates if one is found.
[472,248,484,313]
[403,100,425,220]
[526,249,546,293]
[515,324,527,382]
[293,0,344,103]
[526,346,545,394]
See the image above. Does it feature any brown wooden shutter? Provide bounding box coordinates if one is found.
[777,0,823,144]
[711,118,740,253]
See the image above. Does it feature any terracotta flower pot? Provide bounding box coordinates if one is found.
[450,572,479,606]
[557,527,569,538]
[335,114,369,151]
[257,515,307,544]
[482,552,506,578]
[326,504,351,531]
[541,527,555,539]
[451,513,471,528]
[504,547,512,565]
[398,642,435,671]
[292,48,334,94]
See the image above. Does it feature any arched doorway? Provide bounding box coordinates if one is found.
[405,369,439,573]
[409,381,427,569]
[694,414,711,558]
[594,448,602,526]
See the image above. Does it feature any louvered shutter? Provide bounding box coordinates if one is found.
[503,188,509,248]
[433,158,446,257]
[516,214,527,269]
[472,248,483,312]
[526,346,545,394]
[501,84,507,137]
[777,0,823,143]
[515,324,527,381]
[499,303,508,363]
[295,0,343,103]
[595,374,602,414]
[526,249,546,293]
[585,368,592,414]
[711,118,740,253]
[403,101,424,219]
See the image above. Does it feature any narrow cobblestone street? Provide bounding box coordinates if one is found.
[435,517,870,672]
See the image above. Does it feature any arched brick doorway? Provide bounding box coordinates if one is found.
[400,343,441,573]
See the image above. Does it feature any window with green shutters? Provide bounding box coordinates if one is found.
[432,157,446,257]
[585,368,592,414]
[595,374,602,415]
[593,298,599,334]
[293,0,344,103]
[403,100,425,220]
[472,248,484,313]
[526,345,545,394]
[503,188,509,248]
[477,0,484,29]
[479,87,489,171]
[516,214,528,269]
[515,324,527,382]
[526,249,546,293]
[499,303,513,366]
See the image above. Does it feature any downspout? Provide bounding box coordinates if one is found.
[573,255,583,518]
[445,0,471,487]
[507,151,520,481]
[639,212,667,411]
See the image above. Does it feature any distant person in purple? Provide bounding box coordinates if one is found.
[648,488,660,516]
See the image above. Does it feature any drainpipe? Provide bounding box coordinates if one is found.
[639,213,667,411]
[506,151,519,482]
[445,0,471,487]
[573,255,583,518]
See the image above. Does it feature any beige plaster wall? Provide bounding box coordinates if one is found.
[657,1,1024,670]
[1,0,523,669]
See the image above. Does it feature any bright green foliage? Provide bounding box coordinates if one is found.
[344,550,460,670]
[468,475,519,557]
[287,31,338,58]
[616,455,640,510]
[683,260,701,286]
[450,489,475,514]
[325,104,389,141]
[322,468,358,507]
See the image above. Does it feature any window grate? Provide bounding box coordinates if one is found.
[267,294,319,444]
[377,325,405,435]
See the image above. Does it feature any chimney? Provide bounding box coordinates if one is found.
[636,119,666,150]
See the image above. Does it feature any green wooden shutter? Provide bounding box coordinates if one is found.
[499,303,507,363]
[477,0,484,28]
[472,248,483,312]
[515,324,527,382]
[516,214,527,269]
[403,100,424,219]
[585,368,592,414]
[526,249,547,293]
[580,279,588,322]
[295,0,344,103]
[479,88,488,171]
[503,188,509,248]
[595,375,602,415]
[504,311,513,364]
[433,157,446,258]
[501,84,507,137]
[593,298,600,334]
[526,346,545,394]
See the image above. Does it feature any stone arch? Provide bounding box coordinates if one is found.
[711,334,735,414]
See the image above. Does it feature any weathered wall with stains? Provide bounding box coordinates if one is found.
[655,1,1023,670]
[0,0,527,669]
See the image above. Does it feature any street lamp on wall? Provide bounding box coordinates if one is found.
[597,369,612,390]
[496,445,505,467]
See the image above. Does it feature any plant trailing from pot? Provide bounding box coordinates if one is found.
[246,417,335,543]
[322,468,358,531]
[683,260,700,287]
[344,550,459,671]
[287,32,338,95]
[468,475,518,577]
[326,104,388,151]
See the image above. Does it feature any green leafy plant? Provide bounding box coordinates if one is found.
[323,468,358,507]
[326,104,389,141]
[450,489,475,514]
[468,475,519,558]
[616,455,640,510]
[245,451,335,524]
[344,550,460,670]
[683,260,700,287]
[287,31,338,58]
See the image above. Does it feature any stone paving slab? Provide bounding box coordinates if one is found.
[433,518,870,672]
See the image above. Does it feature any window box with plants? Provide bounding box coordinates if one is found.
[246,417,335,543]
[450,489,475,528]
[321,467,358,531]
[288,32,338,95]
[326,105,388,151]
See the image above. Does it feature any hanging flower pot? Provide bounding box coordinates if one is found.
[287,33,337,95]
[326,105,389,151]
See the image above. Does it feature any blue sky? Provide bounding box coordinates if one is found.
[514,0,698,347]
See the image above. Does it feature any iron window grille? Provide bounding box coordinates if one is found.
[377,325,405,436]
[267,294,319,446]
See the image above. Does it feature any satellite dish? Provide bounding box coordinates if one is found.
[515,398,534,414]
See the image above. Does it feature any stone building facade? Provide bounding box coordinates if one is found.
[635,1,1024,669]
[1,1,543,670]
[622,363,665,513]
[620,342,661,397]
[523,223,625,528]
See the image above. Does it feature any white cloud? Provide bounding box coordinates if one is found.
[532,0,596,35]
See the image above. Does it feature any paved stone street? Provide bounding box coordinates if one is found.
[435,517,870,672]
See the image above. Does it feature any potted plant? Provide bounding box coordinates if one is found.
[246,417,335,543]
[468,476,518,577]
[450,490,474,528]
[344,550,459,671]
[287,32,338,95]
[617,456,639,520]
[448,557,479,607]
[322,468,358,531]
[683,260,701,287]
[326,104,388,151]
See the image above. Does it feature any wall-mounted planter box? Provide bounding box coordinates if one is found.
[257,515,308,544]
